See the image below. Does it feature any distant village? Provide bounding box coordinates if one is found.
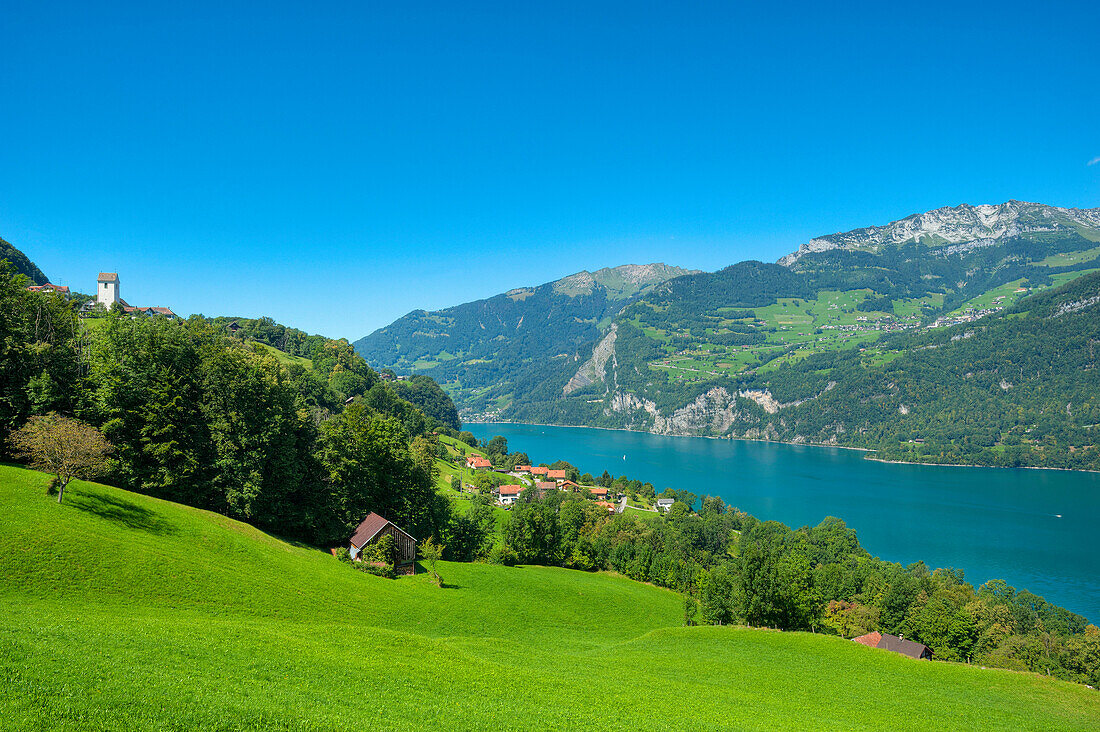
[27,272,177,318]
[460,452,675,515]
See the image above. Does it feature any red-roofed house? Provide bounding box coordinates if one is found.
[547,469,568,481]
[530,466,549,476]
[498,484,523,506]
[348,512,417,571]
[465,455,492,470]
[534,481,558,498]
[26,284,71,298]
[513,465,533,474]
[595,501,616,513]
[588,487,609,498]
[559,480,581,492]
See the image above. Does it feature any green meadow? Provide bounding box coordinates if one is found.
[2,464,1098,731]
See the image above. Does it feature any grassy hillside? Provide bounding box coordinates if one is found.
[2,466,1098,730]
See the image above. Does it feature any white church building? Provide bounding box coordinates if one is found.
[83,272,177,318]
[97,272,120,307]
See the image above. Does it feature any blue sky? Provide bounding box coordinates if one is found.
[2,1,1098,339]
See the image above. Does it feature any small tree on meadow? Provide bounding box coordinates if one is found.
[8,413,112,503]
[420,536,444,587]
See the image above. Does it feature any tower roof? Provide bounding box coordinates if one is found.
[98,272,119,283]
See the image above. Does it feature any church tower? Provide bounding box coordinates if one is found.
[97,272,120,307]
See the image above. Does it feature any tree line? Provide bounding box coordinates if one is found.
[1,263,458,545]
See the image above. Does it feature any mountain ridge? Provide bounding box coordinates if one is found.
[359,199,1100,469]
[779,200,1100,265]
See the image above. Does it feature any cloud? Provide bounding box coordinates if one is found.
[1089,156,1100,166]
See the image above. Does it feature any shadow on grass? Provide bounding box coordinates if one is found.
[68,489,177,536]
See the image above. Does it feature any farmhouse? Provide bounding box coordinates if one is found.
[530,466,549,477]
[558,480,581,492]
[348,512,416,572]
[498,485,523,506]
[852,632,932,660]
[546,469,568,481]
[465,455,492,470]
[588,487,609,499]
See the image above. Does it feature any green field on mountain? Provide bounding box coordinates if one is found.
[2,464,1099,731]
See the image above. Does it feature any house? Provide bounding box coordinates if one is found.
[546,469,568,481]
[26,283,70,298]
[530,466,549,477]
[656,498,675,511]
[534,481,557,498]
[558,480,581,492]
[465,455,492,470]
[498,484,523,506]
[513,465,533,475]
[588,487,609,499]
[227,321,241,333]
[852,632,932,660]
[348,512,417,573]
[595,501,617,514]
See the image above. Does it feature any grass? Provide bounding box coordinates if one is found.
[1035,245,1100,267]
[256,342,313,369]
[2,464,1099,731]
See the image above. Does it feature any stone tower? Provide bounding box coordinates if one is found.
[97,272,120,307]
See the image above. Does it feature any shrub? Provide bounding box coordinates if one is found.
[489,544,518,566]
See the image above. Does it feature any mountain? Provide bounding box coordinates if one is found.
[353,263,698,415]
[779,201,1100,265]
[359,201,1100,469]
[0,235,48,284]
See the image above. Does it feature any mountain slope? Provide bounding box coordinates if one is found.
[779,201,1100,265]
[354,263,697,415]
[503,202,1100,469]
[359,201,1100,469]
[3,465,1098,730]
[0,236,48,284]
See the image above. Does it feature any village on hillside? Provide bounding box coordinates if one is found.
[27,271,177,319]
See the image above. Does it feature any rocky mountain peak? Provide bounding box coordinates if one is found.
[778,201,1100,266]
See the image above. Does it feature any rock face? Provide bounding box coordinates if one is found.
[778,201,1100,266]
[563,324,618,395]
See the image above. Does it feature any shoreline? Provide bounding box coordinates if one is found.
[466,420,1100,475]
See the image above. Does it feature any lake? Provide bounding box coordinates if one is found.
[468,423,1100,621]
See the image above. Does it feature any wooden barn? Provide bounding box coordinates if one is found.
[348,512,417,572]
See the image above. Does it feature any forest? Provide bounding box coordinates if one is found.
[1,264,455,545]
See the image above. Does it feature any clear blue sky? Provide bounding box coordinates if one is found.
[2,1,1098,339]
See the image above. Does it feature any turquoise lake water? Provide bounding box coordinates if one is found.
[468,423,1100,621]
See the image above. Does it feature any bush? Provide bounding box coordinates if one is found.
[489,544,518,566]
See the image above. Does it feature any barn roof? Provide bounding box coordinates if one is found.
[877,634,930,659]
[851,631,930,659]
[349,512,415,548]
[852,631,882,648]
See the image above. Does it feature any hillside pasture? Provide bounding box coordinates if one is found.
[2,466,1099,731]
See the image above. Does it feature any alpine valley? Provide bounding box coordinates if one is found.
[356,201,1100,471]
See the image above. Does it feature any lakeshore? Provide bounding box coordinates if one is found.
[468,421,1100,622]
[471,419,1100,474]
